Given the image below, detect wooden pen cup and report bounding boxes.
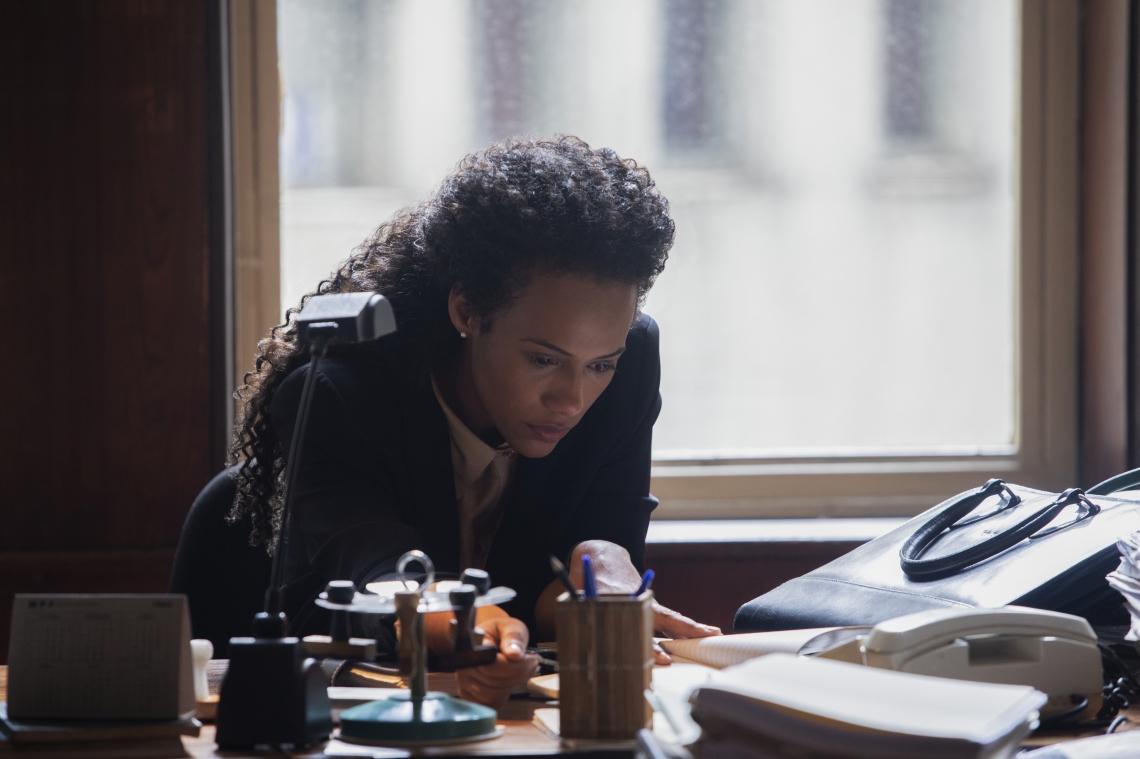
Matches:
[556,591,654,741]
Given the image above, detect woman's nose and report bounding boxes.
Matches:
[543,370,584,418]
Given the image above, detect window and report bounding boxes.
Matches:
[271,0,1079,519]
[662,0,727,156]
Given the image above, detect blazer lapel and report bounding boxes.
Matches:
[488,427,578,566]
[397,379,461,575]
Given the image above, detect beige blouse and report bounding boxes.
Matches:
[431,377,517,570]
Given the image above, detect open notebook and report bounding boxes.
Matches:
[659,627,868,669]
[691,654,1046,759]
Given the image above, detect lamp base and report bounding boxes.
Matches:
[215,636,332,749]
[338,692,498,745]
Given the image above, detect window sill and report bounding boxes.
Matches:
[647,455,1064,520]
[646,518,906,544]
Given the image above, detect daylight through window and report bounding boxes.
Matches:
[278,0,1017,461]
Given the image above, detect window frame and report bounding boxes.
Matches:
[230,0,283,393]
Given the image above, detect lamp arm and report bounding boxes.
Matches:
[263,324,337,628]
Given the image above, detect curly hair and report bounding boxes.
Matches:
[228,136,675,549]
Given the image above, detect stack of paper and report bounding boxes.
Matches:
[688,654,1046,759]
[1106,531,1140,640]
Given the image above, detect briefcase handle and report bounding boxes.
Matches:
[1088,467,1140,496]
[899,480,1100,581]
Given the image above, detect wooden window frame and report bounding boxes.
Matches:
[230,0,281,397]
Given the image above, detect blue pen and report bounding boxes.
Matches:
[631,569,654,597]
[582,554,598,599]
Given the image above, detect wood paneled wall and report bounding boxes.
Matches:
[646,541,860,634]
[0,1,223,663]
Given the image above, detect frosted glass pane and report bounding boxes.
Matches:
[278,0,1017,458]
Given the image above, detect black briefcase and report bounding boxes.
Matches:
[734,471,1140,633]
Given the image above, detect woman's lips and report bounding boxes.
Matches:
[527,423,571,444]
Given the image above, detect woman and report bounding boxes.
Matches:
[229,136,720,708]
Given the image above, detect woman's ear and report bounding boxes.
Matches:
[447,285,479,337]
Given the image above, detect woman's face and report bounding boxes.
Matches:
[450,272,639,458]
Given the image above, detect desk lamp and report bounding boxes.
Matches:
[216,292,397,750]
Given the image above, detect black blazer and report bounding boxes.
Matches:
[271,314,662,638]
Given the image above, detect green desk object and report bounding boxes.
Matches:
[337,551,500,746]
[339,692,497,743]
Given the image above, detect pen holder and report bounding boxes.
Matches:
[556,591,653,741]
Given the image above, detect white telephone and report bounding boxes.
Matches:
[817,606,1103,719]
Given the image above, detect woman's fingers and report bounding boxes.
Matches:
[479,615,530,658]
[653,601,722,640]
[493,621,529,661]
[459,661,534,692]
[456,654,537,709]
[454,616,538,709]
[651,603,719,666]
[465,654,538,687]
[456,673,503,709]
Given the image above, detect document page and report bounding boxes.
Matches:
[660,628,841,669]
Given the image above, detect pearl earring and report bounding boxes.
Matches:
[460,331,467,338]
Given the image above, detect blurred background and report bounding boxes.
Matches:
[276,0,1017,458]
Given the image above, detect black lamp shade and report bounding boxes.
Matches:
[296,292,396,344]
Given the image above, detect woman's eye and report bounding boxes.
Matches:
[590,363,617,375]
[532,356,558,368]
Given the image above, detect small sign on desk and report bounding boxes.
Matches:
[6,594,195,721]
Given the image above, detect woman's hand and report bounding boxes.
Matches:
[423,604,537,708]
[533,540,722,664]
[647,600,721,664]
[455,616,538,710]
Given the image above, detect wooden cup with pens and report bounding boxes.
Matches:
[551,555,655,741]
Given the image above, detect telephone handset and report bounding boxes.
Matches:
[817,606,1103,719]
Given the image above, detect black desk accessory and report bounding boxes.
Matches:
[430,583,498,672]
[431,568,497,671]
[460,567,491,595]
[215,292,396,750]
[302,580,379,659]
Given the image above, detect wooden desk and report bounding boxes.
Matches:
[3,665,1138,756]
[0,666,609,759]
[181,706,581,759]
